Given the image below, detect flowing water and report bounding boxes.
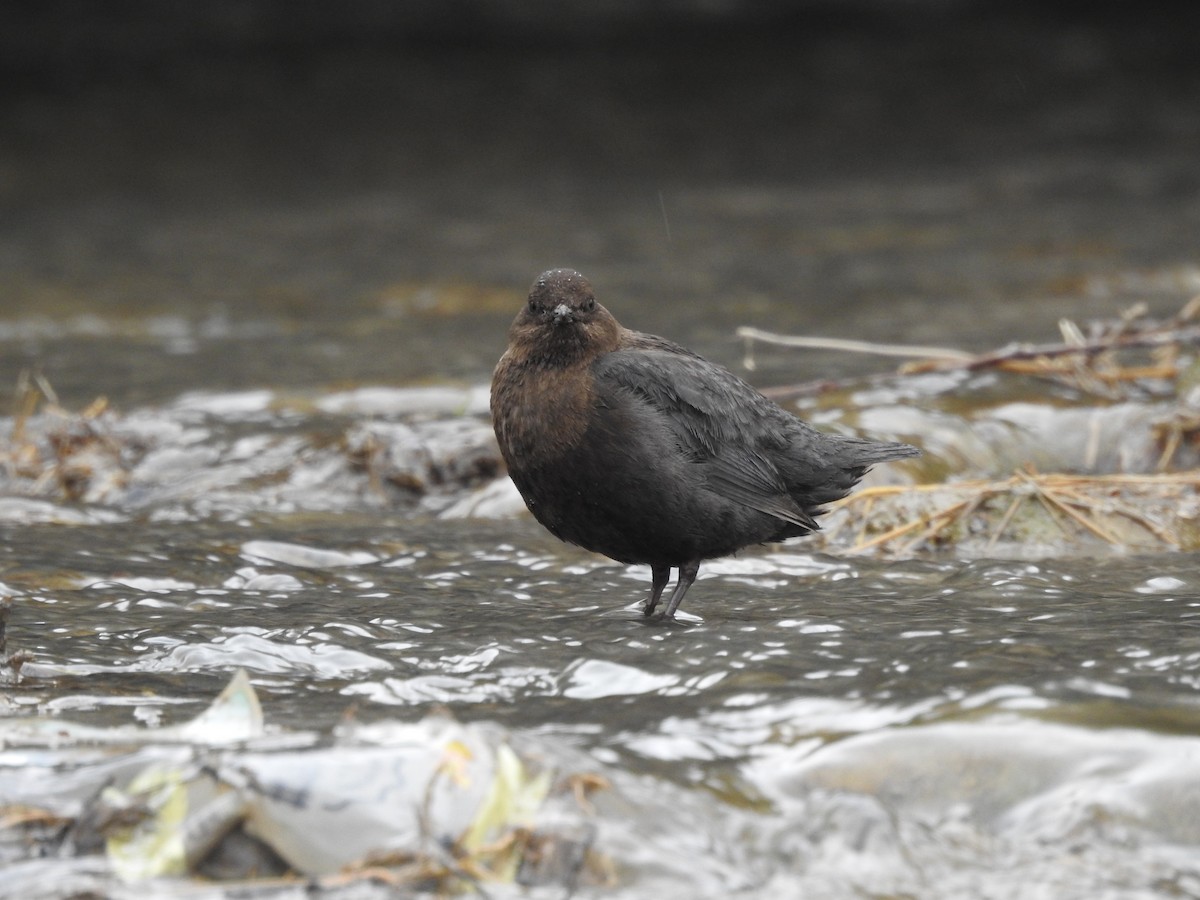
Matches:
[3,7,1200,898]
[5,508,1200,897]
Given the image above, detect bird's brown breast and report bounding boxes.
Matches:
[490,350,596,473]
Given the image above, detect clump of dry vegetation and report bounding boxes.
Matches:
[0,371,129,502]
[743,296,1200,555]
[825,468,1200,556]
[0,374,503,512]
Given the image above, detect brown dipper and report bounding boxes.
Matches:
[491,269,919,619]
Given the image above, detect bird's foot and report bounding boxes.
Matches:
[640,608,696,626]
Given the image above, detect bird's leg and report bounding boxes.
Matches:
[643,564,671,616]
[661,560,701,619]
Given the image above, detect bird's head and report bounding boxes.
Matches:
[508,269,622,363]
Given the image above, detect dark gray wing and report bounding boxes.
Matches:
[591,344,820,530]
[704,448,821,530]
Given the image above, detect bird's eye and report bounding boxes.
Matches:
[583,297,596,312]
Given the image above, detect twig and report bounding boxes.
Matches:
[1032,488,1073,540]
[847,513,928,553]
[746,300,1200,399]
[850,493,876,547]
[849,497,975,553]
[1052,484,1181,547]
[739,322,1200,373]
[1037,487,1123,544]
[985,492,1026,551]
[896,494,984,554]
[737,327,975,371]
[907,325,1200,374]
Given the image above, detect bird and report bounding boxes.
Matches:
[490,268,919,619]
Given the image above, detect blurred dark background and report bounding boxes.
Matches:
[1,1,1198,403]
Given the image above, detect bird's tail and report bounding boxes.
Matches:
[858,440,921,464]
[835,436,921,466]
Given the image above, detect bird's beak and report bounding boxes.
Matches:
[551,303,573,324]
